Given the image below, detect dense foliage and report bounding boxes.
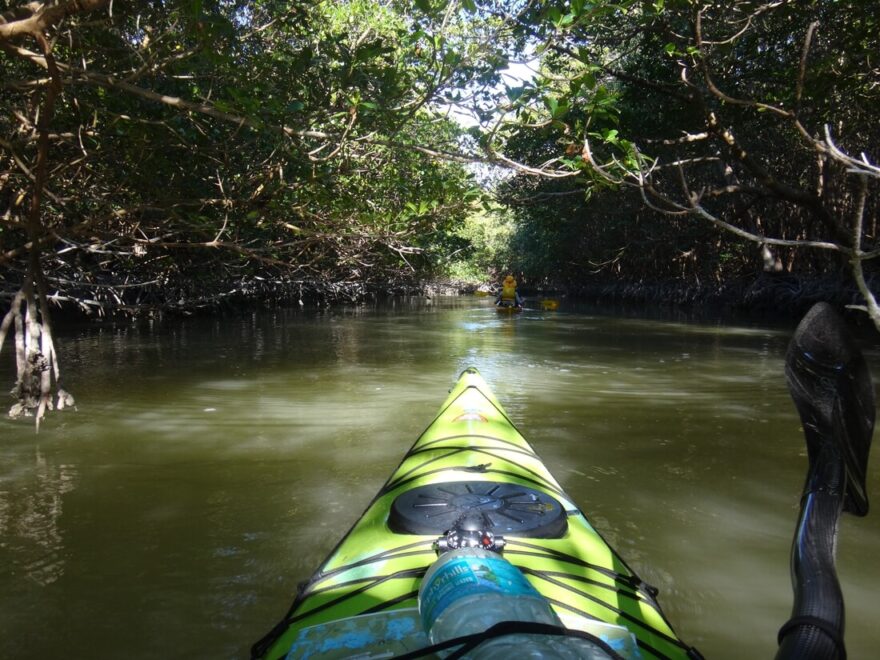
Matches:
[1,1,504,312]
[494,1,879,300]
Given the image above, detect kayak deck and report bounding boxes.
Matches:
[253,368,696,659]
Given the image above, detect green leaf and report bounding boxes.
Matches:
[582,71,597,90]
[552,102,569,120]
[505,86,524,102]
[443,50,462,67]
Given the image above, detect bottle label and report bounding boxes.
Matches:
[420,554,541,632]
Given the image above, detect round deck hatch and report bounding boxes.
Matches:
[388,481,567,537]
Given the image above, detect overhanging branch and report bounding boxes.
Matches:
[0,0,109,40]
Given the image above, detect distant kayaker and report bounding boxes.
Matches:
[495,274,523,308]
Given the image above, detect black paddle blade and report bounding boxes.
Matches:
[784,302,875,515]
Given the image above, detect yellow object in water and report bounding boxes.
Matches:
[541,299,560,311]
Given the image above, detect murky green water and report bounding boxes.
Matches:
[1,297,878,659]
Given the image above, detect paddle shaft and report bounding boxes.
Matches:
[777,460,846,658]
[777,302,874,660]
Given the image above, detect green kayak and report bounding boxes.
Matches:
[253,367,700,659]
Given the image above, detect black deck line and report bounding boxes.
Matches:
[379,465,567,501]
[286,567,428,627]
[526,569,683,646]
[302,551,434,598]
[546,596,680,660]
[411,433,538,454]
[519,566,643,602]
[360,590,419,614]
[303,540,434,586]
[382,446,557,493]
[504,540,636,584]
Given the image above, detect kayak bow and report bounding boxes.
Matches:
[253,368,698,659]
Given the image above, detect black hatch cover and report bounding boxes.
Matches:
[388,481,568,537]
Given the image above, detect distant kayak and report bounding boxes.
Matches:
[252,367,699,659]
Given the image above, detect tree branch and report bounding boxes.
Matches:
[0,0,109,40]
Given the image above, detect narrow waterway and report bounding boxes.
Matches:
[1,297,878,659]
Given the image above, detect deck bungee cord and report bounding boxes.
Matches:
[381,466,571,504]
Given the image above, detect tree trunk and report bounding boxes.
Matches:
[0,30,73,429]
[0,252,73,428]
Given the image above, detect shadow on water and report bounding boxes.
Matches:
[0,296,877,659]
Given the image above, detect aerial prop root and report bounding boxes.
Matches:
[0,265,75,428]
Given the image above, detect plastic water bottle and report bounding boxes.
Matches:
[418,547,627,659]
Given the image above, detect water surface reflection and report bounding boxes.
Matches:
[0,298,877,659]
